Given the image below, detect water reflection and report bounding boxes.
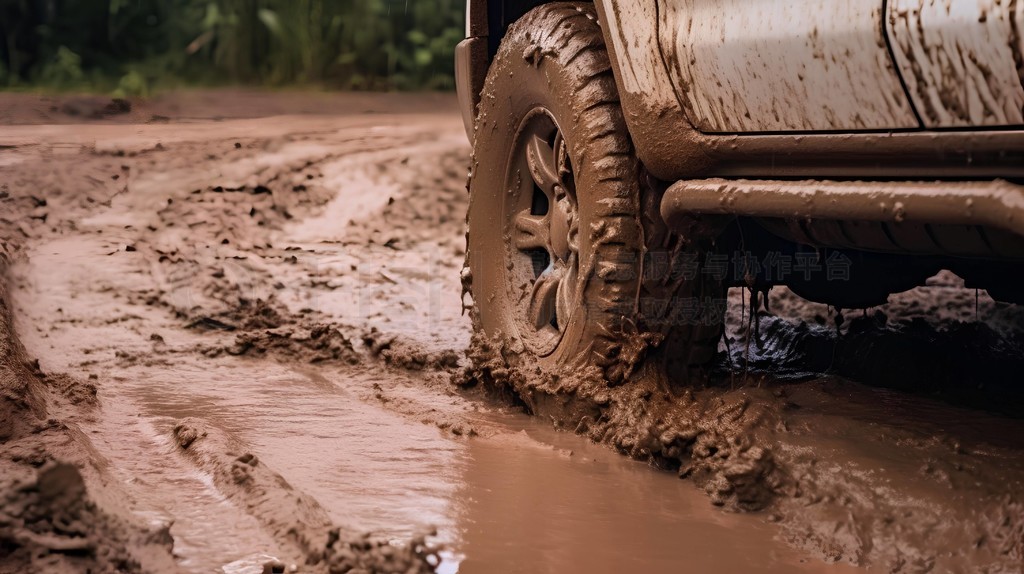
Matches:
[454,414,861,573]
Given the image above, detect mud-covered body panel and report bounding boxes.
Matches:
[887,0,1024,128]
[659,0,918,132]
[592,0,1024,179]
[598,0,1024,134]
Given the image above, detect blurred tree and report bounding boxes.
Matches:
[0,0,464,91]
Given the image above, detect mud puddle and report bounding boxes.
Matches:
[58,357,854,573]
[7,210,846,574]
[11,230,840,572]
[8,228,465,571]
[80,361,463,572]
[457,411,862,573]
[86,388,280,572]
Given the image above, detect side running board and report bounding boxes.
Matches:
[661,178,1024,239]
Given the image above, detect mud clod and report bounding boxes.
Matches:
[363,329,460,371]
[173,422,206,449]
[224,324,361,364]
[0,460,172,573]
[322,529,442,574]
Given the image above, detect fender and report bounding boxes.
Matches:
[456,0,548,139]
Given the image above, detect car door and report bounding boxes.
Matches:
[887,0,1024,128]
[657,0,920,133]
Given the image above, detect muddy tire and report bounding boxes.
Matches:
[465,2,723,386]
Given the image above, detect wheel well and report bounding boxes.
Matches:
[486,1,580,57]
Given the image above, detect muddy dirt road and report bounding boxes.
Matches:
[1,91,1023,573]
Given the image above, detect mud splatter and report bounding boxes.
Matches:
[460,331,783,511]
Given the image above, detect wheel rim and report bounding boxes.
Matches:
[504,109,581,356]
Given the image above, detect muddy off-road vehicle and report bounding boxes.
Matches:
[456,1,1024,384]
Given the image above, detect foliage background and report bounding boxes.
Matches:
[0,0,465,93]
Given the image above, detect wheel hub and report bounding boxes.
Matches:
[506,111,580,353]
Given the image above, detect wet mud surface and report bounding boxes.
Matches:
[1,91,1023,573]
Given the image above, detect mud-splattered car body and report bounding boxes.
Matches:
[457,0,1024,307]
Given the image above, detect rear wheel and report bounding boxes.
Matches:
[465,2,723,387]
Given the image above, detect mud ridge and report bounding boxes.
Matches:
[361,328,460,372]
[214,322,362,365]
[0,270,179,573]
[171,418,442,573]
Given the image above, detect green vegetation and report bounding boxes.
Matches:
[0,0,465,93]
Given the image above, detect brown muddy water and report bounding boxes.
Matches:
[1,92,1022,573]
[10,235,847,573]
[73,363,854,574]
